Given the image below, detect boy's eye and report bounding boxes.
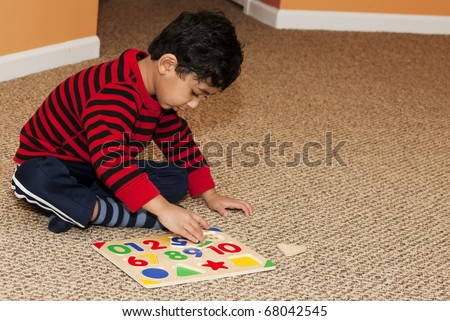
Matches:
[192,91,199,97]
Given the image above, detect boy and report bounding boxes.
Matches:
[11,10,254,243]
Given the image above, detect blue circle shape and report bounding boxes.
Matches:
[142,268,169,279]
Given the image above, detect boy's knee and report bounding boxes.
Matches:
[13,156,94,228]
[170,168,188,203]
[14,156,69,189]
[162,166,188,204]
[147,163,188,204]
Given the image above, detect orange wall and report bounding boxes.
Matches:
[0,0,99,56]
[259,0,450,16]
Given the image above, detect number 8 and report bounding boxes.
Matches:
[164,251,188,260]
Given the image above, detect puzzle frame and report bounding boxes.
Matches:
[92,228,276,288]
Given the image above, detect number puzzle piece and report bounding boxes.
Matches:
[92,230,276,288]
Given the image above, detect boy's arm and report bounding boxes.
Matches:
[82,85,161,212]
[153,109,215,197]
[202,188,255,217]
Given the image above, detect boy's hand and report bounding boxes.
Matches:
[143,195,208,243]
[202,188,255,217]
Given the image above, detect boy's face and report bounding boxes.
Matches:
[156,72,219,112]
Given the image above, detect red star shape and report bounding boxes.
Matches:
[201,260,228,271]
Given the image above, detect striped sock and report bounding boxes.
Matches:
[93,196,162,229]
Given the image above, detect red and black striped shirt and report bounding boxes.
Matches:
[14,49,215,211]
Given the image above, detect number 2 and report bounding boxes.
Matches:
[143,239,167,250]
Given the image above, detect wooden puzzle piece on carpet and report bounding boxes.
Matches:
[92,228,276,288]
[277,243,307,256]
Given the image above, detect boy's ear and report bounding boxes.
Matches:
[157,53,178,75]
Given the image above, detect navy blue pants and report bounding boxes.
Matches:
[12,156,188,229]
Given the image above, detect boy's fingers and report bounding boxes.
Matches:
[245,203,255,216]
[189,213,208,243]
[242,201,255,216]
[188,224,205,243]
[218,206,229,217]
[182,229,201,243]
[192,212,209,229]
[232,200,252,216]
[234,201,249,215]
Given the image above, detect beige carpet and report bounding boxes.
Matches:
[0,0,449,300]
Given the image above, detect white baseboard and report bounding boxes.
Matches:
[229,0,251,14]
[0,36,100,82]
[246,0,450,35]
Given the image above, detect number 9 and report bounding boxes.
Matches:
[183,248,203,258]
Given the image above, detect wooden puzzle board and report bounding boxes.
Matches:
[92,228,276,288]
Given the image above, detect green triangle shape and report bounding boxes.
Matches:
[264,260,276,268]
[177,266,202,277]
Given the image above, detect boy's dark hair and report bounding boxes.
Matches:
[148,10,243,90]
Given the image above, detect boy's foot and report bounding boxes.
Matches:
[48,214,73,233]
[13,180,74,233]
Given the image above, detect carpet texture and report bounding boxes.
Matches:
[0,0,448,300]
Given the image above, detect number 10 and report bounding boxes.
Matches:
[207,243,241,255]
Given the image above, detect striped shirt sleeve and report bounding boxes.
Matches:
[153,109,215,196]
